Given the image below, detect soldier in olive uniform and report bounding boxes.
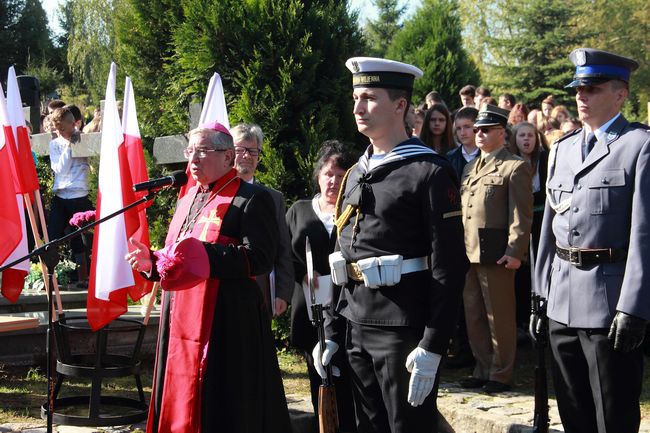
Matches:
[459,105,533,393]
[533,48,650,433]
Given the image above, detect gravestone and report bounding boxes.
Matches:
[152,102,201,164]
[30,102,201,163]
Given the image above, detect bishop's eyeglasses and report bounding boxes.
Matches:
[183,147,227,160]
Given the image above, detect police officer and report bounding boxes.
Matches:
[534,48,650,433]
[313,57,469,433]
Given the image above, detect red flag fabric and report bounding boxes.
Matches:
[6,67,39,193]
[0,85,22,269]
[86,66,153,331]
[121,77,153,301]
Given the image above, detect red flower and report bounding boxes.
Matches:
[69,210,97,228]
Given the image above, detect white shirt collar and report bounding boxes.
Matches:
[461,146,479,161]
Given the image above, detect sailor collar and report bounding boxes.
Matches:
[357,137,436,174]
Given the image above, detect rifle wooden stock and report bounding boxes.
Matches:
[318,384,339,433]
[306,238,340,433]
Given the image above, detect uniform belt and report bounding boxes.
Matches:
[556,245,627,266]
[346,256,429,282]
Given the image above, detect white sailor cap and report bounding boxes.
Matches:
[346,57,423,91]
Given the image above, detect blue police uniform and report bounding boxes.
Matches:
[535,48,650,433]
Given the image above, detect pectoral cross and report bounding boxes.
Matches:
[197,209,221,241]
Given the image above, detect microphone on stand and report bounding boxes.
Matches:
[133,170,188,192]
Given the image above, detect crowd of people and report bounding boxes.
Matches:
[34,46,648,433]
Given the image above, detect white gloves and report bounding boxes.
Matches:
[405,347,441,407]
[312,340,341,379]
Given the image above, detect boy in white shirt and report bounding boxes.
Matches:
[48,107,94,287]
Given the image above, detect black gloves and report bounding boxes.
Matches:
[529,296,548,344]
[608,311,647,352]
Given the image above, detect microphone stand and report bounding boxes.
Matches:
[0,188,161,433]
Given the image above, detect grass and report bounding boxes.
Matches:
[0,351,311,425]
[277,350,311,396]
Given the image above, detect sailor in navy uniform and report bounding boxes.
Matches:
[312,57,469,433]
[533,48,650,433]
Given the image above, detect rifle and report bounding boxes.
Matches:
[306,237,339,433]
[530,235,549,433]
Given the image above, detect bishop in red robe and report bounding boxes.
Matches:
[127,123,292,433]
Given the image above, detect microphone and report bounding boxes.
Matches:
[133,170,188,192]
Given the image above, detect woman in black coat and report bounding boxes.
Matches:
[286,141,356,432]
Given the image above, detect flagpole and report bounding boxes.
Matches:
[33,191,64,314]
[23,193,63,317]
[142,282,159,326]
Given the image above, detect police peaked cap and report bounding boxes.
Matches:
[566,48,639,88]
[346,57,423,92]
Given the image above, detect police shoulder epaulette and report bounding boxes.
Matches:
[629,122,650,131]
[553,127,582,146]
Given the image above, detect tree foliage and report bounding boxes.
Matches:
[457,0,585,108]
[386,0,479,108]
[67,0,118,103]
[114,0,365,201]
[485,0,585,107]
[0,0,52,76]
[576,0,649,121]
[364,0,406,57]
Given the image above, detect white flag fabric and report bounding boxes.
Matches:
[92,63,134,301]
[87,69,153,331]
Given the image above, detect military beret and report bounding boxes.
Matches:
[566,48,639,88]
[346,57,423,91]
[474,104,509,128]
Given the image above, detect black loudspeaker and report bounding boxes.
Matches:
[16,75,40,108]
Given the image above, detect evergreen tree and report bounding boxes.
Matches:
[115,0,365,200]
[0,0,53,75]
[364,0,406,57]
[486,0,586,107]
[577,0,649,121]
[113,0,184,138]
[386,0,479,108]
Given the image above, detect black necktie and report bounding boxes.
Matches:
[583,133,597,160]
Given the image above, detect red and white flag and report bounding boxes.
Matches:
[121,76,153,300]
[87,64,152,331]
[178,72,230,198]
[6,67,39,194]
[0,82,29,303]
